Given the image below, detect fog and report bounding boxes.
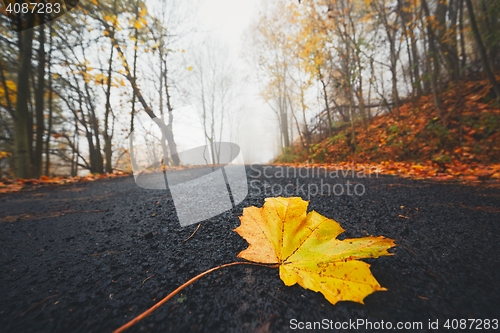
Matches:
[180,0,280,164]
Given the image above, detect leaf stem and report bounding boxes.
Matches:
[182,223,201,243]
[113,261,279,333]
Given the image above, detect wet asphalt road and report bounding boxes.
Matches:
[0,165,499,332]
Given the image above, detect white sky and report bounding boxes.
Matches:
[178,0,279,164]
[197,0,257,48]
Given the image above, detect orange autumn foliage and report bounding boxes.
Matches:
[277,76,500,182]
[0,171,130,194]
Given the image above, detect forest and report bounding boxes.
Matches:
[1,1,500,332]
[0,0,499,180]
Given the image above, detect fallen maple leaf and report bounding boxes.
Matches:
[114,197,396,333]
[235,197,395,304]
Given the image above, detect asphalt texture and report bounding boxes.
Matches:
[1,165,499,333]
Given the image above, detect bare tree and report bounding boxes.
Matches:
[186,39,234,164]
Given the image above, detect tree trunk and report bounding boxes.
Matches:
[480,0,499,70]
[104,36,114,173]
[464,0,500,101]
[280,92,290,148]
[400,0,420,99]
[45,21,53,176]
[319,74,332,135]
[163,58,180,166]
[84,81,104,173]
[422,0,443,116]
[129,3,139,172]
[34,19,45,177]
[157,49,170,166]
[103,0,117,173]
[71,119,78,177]
[130,0,139,136]
[13,15,35,178]
[410,28,423,97]
[421,31,431,94]
[387,23,400,117]
[459,0,467,74]
[447,0,460,80]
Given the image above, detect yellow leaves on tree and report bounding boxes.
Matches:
[93,73,126,87]
[293,3,330,77]
[0,80,17,106]
[94,73,106,85]
[104,15,118,26]
[0,151,12,159]
[133,20,142,30]
[132,18,148,30]
[235,197,395,304]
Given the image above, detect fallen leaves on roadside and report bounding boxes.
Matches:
[235,197,395,304]
[276,161,500,183]
[277,76,500,179]
[0,171,130,194]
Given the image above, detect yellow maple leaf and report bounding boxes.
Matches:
[235,197,395,304]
